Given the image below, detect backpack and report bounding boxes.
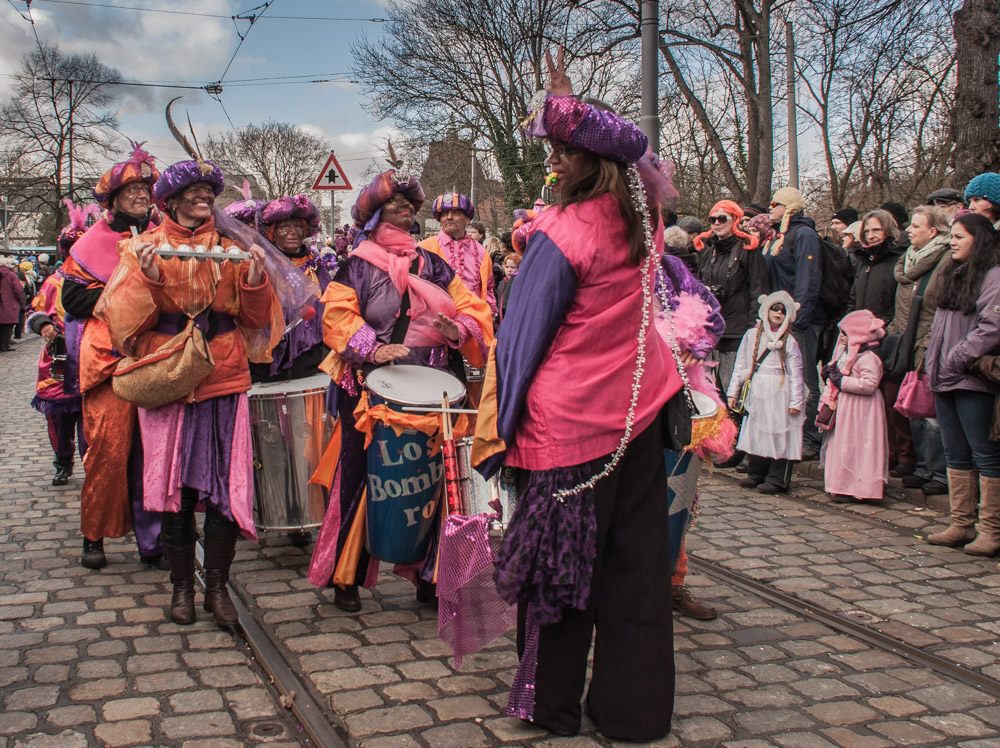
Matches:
[784,224,853,321]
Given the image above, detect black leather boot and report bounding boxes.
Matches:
[81,538,106,569]
[202,516,239,627]
[52,457,73,486]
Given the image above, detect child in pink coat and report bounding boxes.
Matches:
[818,309,889,502]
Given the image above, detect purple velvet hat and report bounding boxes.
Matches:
[525,93,648,163]
[259,194,322,237]
[153,159,225,209]
[92,141,160,210]
[351,169,424,242]
[431,193,475,220]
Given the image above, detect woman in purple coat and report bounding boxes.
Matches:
[0,257,25,352]
[925,214,1000,554]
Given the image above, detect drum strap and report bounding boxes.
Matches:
[390,257,421,345]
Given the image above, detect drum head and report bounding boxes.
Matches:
[691,390,719,420]
[365,364,466,407]
[248,373,332,398]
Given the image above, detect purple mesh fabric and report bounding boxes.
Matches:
[438,513,517,668]
[153,159,225,207]
[494,464,597,626]
[505,604,540,720]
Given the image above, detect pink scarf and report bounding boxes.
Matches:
[352,223,420,295]
[352,222,457,348]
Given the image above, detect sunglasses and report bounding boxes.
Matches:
[708,215,731,224]
[770,202,784,209]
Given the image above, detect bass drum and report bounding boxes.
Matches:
[363,365,465,564]
[248,373,334,532]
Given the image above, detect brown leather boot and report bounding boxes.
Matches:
[928,469,978,547]
[202,520,239,627]
[965,475,1000,556]
[672,584,718,620]
[164,544,196,625]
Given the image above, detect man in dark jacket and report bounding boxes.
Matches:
[765,187,824,458]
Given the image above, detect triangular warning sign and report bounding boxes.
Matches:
[313,153,352,190]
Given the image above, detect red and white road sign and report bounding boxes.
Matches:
[312,153,352,190]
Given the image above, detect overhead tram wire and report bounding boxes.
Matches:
[25,0,387,22]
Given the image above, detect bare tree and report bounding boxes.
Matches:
[0,42,121,241]
[797,0,956,211]
[349,0,636,213]
[951,0,1000,185]
[203,121,333,201]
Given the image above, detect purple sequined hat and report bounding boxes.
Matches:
[431,193,474,220]
[92,141,160,210]
[153,159,225,209]
[224,179,263,223]
[259,194,322,237]
[525,93,648,163]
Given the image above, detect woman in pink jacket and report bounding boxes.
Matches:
[473,51,682,742]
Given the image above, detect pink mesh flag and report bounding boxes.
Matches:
[437,512,516,667]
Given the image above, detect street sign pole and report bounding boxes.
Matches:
[1,196,8,253]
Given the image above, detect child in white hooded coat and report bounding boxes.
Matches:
[727,291,806,493]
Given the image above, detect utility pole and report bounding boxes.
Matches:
[639,0,660,153]
[1,196,9,252]
[68,79,74,203]
[470,146,477,208]
[785,15,799,189]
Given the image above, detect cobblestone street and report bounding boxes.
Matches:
[4,336,1000,748]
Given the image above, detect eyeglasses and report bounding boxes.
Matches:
[119,184,151,198]
[929,199,959,207]
[275,223,307,235]
[545,143,582,159]
[708,215,731,225]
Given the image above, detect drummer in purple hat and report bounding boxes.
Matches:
[251,193,335,383]
[419,192,497,316]
[306,148,495,612]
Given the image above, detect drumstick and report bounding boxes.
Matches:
[441,393,452,441]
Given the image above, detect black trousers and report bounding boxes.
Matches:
[746,455,793,490]
[0,323,13,351]
[519,414,675,742]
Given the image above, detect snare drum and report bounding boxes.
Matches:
[453,436,516,533]
[363,365,465,564]
[248,374,333,532]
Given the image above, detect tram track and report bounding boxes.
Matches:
[193,543,347,748]
[689,553,1000,701]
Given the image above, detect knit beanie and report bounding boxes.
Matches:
[964,173,1000,208]
[880,201,908,229]
[832,207,859,225]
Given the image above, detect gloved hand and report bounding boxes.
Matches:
[826,366,844,389]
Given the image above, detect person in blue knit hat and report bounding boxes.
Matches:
[964,173,1000,228]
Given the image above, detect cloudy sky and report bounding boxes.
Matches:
[1,0,398,210]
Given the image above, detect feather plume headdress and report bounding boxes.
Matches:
[153,97,225,208]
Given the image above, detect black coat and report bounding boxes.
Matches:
[849,239,903,325]
[696,234,769,342]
